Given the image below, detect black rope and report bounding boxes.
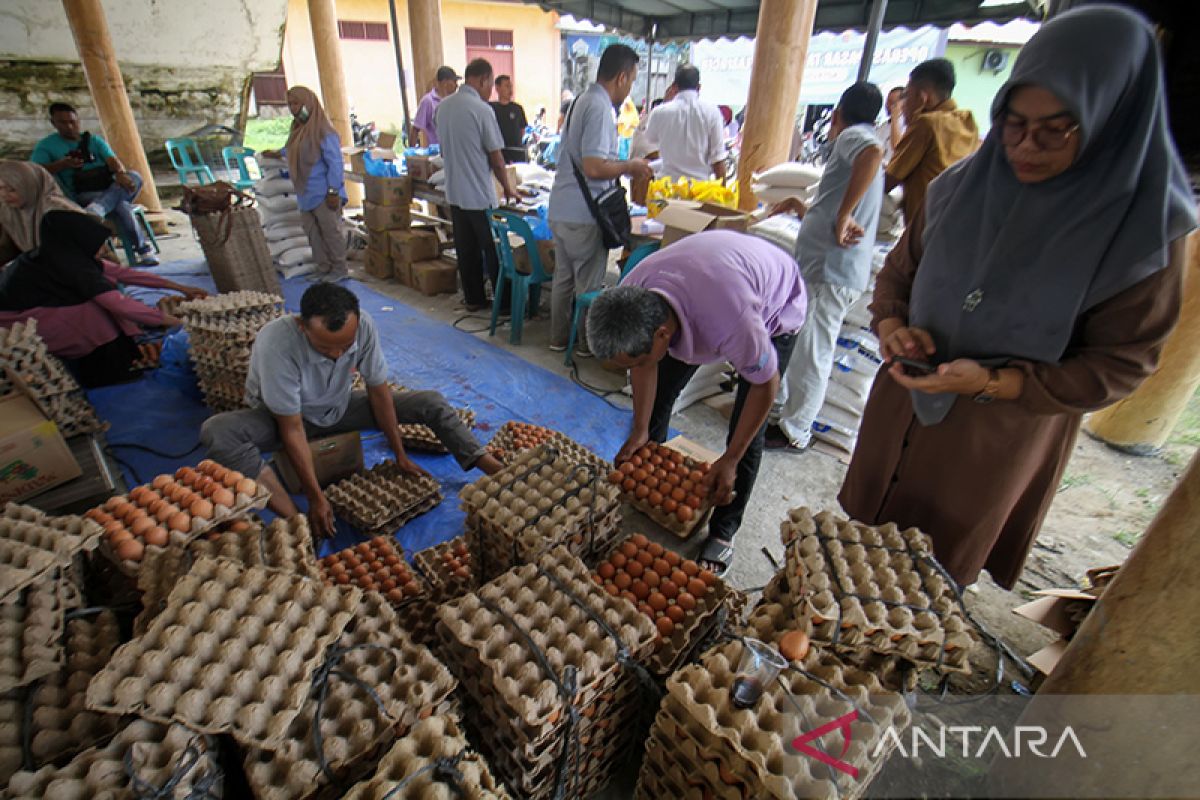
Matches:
[452,313,493,334]
[380,750,468,799]
[308,642,399,786]
[567,360,629,411]
[123,739,222,800]
[476,593,580,800]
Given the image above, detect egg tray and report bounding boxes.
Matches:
[636,717,756,800]
[436,547,656,741]
[655,637,911,800]
[326,461,443,535]
[459,445,623,582]
[188,343,255,370]
[0,504,100,605]
[342,713,511,800]
[86,557,361,751]
[485,422,610,471]
[412,536,474,602]
[779,507,973,673]
[0,575,80,694]
[0,347,76,399]
[23,609,124,768]
[242,592,458,800]
[3,719,222,800]
[318,537,423,603]
[612,441,714,540]
[0,322,106,435]
[396,407,477,454]
[177,289,285,320]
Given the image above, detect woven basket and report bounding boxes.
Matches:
[191,205,281,294]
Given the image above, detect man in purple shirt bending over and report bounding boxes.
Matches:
[588,230,807,576]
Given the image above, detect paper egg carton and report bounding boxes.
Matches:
[243,591,458,800]
[177,289,284,320]
[4,719,222,800]
[0,506,99,604]
[779,507,973,673]
[396,407,477,454]
[319,537,422,601]
[0,322,106,435]
[0,575,79,694]
[612,440,714,539]
[87,557,360,751]
[460,444,622,582]
[0,346,76,399]
[640,635,910,800]
[25,609,123,767]
[32,391,107,436]
[485,421,610,471]
[326,461,442,535]
[636,715,757,800]
[343,713,511,800]
[413,535,473,602]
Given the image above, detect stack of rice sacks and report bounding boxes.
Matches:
[256,156,317,280]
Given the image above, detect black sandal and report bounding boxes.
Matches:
[699,536,735,577]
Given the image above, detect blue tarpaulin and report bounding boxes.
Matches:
[90,266,631,559]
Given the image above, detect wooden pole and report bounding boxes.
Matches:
[307,0,363,206]
[736,0,819,211]
[408,0,446,106]
[1085,231,1200,453]
[61,0,163,217]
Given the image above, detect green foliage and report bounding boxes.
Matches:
[244,116,293,152]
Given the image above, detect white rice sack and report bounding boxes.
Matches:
[811,422,856,454]
[265,224,306,243]
[259,193,300,215]
[255,176,295,197]
[261,208,304,229]
[429,169,445,186]
[748,214,801,254]
[815,402,861,436]
[269,235,310,258]
[258,155,287,169]
[280,261,317,280]
[822,378,870,416]
[515,163,554,184]
[278,246,313,268]
[754,162,823,189]
[751,184,809,205]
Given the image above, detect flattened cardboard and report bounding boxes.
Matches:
[1027,639,1068,676]
[1012,596,1078,639]
[0,386,81,505]
[274,432,364,494]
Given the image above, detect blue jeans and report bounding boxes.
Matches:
[77,170,147,251]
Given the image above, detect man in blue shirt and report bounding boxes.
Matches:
[30,102,156,266]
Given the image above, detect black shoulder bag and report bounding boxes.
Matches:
[563,99,631,250]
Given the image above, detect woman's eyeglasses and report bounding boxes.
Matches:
[1000,113,1079,151]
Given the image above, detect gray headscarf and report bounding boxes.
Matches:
[907,4,1197,426]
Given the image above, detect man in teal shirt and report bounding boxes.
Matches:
[31,102,157,266]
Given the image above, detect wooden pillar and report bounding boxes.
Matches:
[736,0,819,211]
[1086,232,1200,453]
[408,0,445,104]
[307,0,363,206]
[61,0,162,216]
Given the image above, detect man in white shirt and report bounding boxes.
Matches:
[644,65,727,181]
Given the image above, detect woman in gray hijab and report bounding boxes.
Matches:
[839,4,1197,590]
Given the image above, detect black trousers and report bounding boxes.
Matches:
[449,205,499,307]
[647,333,797,543]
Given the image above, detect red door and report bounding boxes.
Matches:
[466,47,514,101]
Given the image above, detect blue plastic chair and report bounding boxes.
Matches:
[565,241,659,365]
[111,205,159,266]
[165,138,216,185]
[488,210,554,345]
[221,145,258,191]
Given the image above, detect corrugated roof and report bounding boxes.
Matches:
[526,0,1036,40]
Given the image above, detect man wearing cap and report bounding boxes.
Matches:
[413,66,459,147]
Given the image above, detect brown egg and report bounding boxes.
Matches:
[647,490,664,506]
[168,484,190,504]
[597,562,615,580]
[384,554,401,567]
[128,486,148,503]
[352,564,369,578]
[167,511,192,533]
[175,466,197,483]
[631,533,649,548]
[111,501,133,521]
[666,605,685,624]
[154,504,178,523]
[642,569,660,589]
[699,570,718,587]
[647,542,665,558]
[687,578,708,599]
[103,519,125,536]
[222,470,245,489]
[647,592,667,612]
[670,569,689,588]
[196,459,216,472]
[676,591,697,612]
[210,466,228,484]
[660,580,679,600]
[662,498,678,514]
[656,616,674,638]
[604,583,620,597]
[122,506,147,526]
[116,538,144,562]
[613,572,632,591]
[192,475,213,493]
[779,630,811,662]
[626,560,644,579]
[609,552,627,570]
[210,487,235,508]
[631,580,650,601]
[335,573,351,585]
[143,526,169,547]
[675,505,694,524]
[402,581,420,597]
[86,508,112,524]
[109,528,132,545]
[622,478,636,492]
[137,490,160,509]
[190,498,214,520]
[151,475,173,491]
[380,578,397,592]
[129,516,155,536]
[652,558,671,577]
[228,520,251,533]
[356,543,372,555]
[608,470,623,485]
[387,588,404,603]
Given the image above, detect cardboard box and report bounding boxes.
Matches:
[364,246,393,279]
[511,237,556,275]
[393,260,414,287]
[406,155,436,182]
[0,389,82,505]
[411,260,459,296]
[363,173,413,207]
[388,228,440,267]
[663,435,722,465]
[1013,587,1101,675]
[656,200,752,247]
[491,164,520,200]
[362,201,411,232]
[273,432,363,495]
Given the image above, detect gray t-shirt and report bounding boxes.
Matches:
[245,312,387,428]
[547,83,619,225]
[435,85,505,210]
[794,123,884,291]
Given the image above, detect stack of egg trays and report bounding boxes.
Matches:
[436,546,657,800]
[459,444,622,584]
[242,591,459,800]
[780,507,974,673]
[0,503,102,603]
[413,535,473,603]
[86,557,361,752]
[177,290,284,412]
[397,407,477,454]
[343,713,511,799]
[4,719,222,799]
[0,320,106,436]
[134,515,320,634]
[616,442,714,539]
[326,461,443,536]
[634,600,912,800]
[486,422,610,470]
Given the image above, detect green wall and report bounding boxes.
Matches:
[943,42,1022,134]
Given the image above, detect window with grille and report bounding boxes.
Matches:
[465,29,513,50]
[338,20,389,41]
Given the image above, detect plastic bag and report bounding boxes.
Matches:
[363,151,401,177]
[523,206,553,241]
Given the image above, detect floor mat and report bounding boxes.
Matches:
[89,268,630,559]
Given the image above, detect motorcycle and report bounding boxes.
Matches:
[523,107,551,164]
[350,111,379,148]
